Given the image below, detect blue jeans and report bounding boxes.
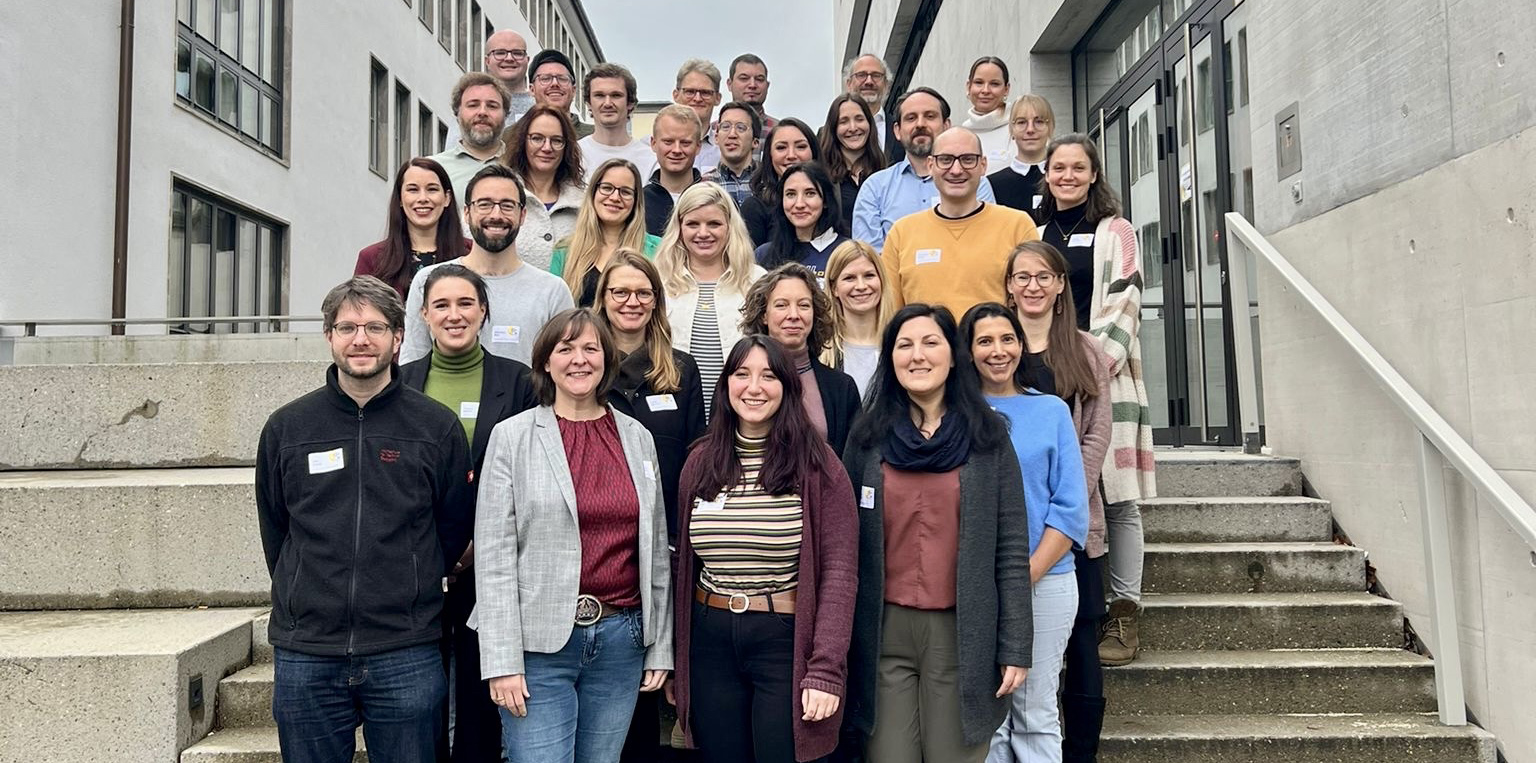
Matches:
[987,572,1080,763]
[500,608,647,763]
[273,642,446,763]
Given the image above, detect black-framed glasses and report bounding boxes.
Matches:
[932,153,983,170]
[470,199,523,214]
[677,87,717,101]
[527,134,566,150]
[488,48,528,60]
[850,71,886,82]
[606,287,656,305]
[595,182,635,200]
[330,321,391,338]
[1010,272,1059,287]
[533,73,573,86]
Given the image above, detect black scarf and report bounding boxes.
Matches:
[882,410,971,472]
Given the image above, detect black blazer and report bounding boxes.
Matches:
[811,358,861,457]
[607,348,707,539]
[398,350,538,477]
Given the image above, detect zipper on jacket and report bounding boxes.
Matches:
[347,408,364,655]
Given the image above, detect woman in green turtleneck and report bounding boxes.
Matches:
[399,262,537,762]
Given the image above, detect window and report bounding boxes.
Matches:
[470,2,483,71]
[438,119,449,152]
[175,0,284,155]
[484,16,494,60]
[395,80,412,171]
[370,58,389,177]
[1238,28,1250,107]
[419,0,432,30]
[1195,57,1215,133]
[419,104,435,159]
[169,182,286,333]
[455,0,468,68]
[438,0,451,51]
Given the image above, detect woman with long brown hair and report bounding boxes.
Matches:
[501,104,586,271]
[818,94,887,235]
[354,158,468,299]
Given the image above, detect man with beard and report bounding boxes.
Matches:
[701,101,761,206]
[431,73,512,202]
[443,30,536,146]
[401,165,574,365]
[257,275,475,763]
[844,53,893,156]
[851,87,997,250]
[879,127,1036,317]
[577,62,656,183]
[527,49,593,139]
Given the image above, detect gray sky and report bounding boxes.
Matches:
[581,0,840,126]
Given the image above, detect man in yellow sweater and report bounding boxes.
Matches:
[881,127,1039,317]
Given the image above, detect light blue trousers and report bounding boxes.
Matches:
[986,571,1079,763]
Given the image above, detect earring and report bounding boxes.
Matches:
[1054,298,1063,315]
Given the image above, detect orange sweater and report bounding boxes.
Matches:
[880,203,1040,318]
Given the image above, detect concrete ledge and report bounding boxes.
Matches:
[0,361,328,470]
[0,608,262,763]
[0,469,267,609]
[1155,451,1304,497]
[5,333,327,366]
[182,726,368,763]
[1141,497,1334,543]
[1100,713,1497,763]
[1140,592,1402,650]
[1142,542,1367,594]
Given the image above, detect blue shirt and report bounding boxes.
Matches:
[987,392,1089,576]
[852,158,997,250]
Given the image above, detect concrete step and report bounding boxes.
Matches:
[1099,713,1497,763]
[0,468,266,609]
[1154,451,1303,497]
[181,726,368,763]
[1140,592,1402,650]
[1141,496,1333,543]
[1103,649,1436,716]
[1143,542,1366,594]
[216,663,275,730]
[252,613,272,664]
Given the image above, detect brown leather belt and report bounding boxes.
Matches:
[575,594,629,626]
[695,585,797,615]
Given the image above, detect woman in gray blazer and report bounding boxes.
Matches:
[474,308,673,762]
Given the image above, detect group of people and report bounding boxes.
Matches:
[267,34,1156,763]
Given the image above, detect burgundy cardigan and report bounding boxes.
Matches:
[353,238,473,300]
[672,439,859,762]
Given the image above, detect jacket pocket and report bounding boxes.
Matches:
[283,548,304,631]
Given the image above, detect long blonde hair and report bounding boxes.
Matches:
[820,239,895,367]
[654,182,758,298]
[592,250,682,393]
[558,158,650,297]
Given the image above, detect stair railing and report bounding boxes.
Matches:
[1224,211,1536,727]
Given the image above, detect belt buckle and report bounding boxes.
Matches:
[727,593,751,614]
[575,594,602,626]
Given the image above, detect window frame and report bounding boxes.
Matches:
[369,58,390,178]
[395,79,413,172]
[168,180,287,334]
[175,0,285,156]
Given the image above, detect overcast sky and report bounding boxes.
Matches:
[581,0,841,125]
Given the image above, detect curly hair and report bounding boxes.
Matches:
[737,262,836,353]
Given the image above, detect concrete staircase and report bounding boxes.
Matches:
[1101,452,1497,762]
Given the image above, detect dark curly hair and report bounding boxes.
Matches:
[737,262,836,353]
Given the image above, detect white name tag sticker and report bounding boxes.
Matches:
[642,460,658,480]
[459,401,480,419]
[696,492,727,512]
[308,448,345,474]
[915,249,942,265]
[1069,233,1096,248]
[646,394,678,412]
[860,485,876,509]
[490,325,521,343]
[1032,194,1043,209]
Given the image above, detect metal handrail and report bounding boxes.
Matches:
[1225,211,1536,727]
[0,315,323,337]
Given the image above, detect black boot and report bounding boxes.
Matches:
[1061,693,1107,763]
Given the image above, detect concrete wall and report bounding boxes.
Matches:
[4,333,327,365]
[1247,0,1536,758]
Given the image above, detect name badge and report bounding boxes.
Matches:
[308,448,345,474]
[642,460,658,480]
[459,401,479,419]
[915,249,942,265]
[1069,233,1096,248]
[1032,194,1043,210]
[860,485,876,509]
[646,394,678,412]
[490,325,521,343]
[696,492,728,512]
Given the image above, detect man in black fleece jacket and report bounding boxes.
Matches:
[256,276,475,763]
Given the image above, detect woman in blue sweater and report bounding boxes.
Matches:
[960,302,1088,763]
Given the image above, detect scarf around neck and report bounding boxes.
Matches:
[882,408,971,472]
[962,108,1009,133]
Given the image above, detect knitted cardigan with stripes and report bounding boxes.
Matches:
[1087,216,1158,504]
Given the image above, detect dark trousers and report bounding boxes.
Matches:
[273,642,445,763]
[1061,549,1106,762]
[689,600,798,763]
[442,570,502,763]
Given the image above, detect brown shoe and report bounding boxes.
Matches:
[1099,598,1141,666]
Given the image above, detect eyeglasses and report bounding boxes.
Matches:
[470,199,524,214]
[606,287,656,305]
[1013,117,1051,129]
[1010,272,1059,287]
[488,48,528,61]
[330,321,391,338]
[715,121,753,135]
[527,134,566,150]
[931,153,984,170]
[850,71,886,82]
[533,73,573,86]
[595,182,635,200]
[677,87,717,102]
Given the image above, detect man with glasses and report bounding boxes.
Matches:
[644,105,704,235]
[401,165,573,365]
[701,101,761,206]
[669,58,723,172]
[528,49,593,139]
[880,127,1037,317]
[577,63,657,183]
[852,87,998,250]
[430,72,512,203]
[258,275,475,763]
[844,53,893,155]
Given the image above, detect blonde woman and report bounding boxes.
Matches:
[654,182,767,414]
[821,240,895,397]
[548,158,661,307]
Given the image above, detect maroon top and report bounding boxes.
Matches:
[880,465,962,610]
[354,238,473,299]
[559,413,642,608]
[673,440,860,762]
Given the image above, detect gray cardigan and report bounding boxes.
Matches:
[842,437,1034,745]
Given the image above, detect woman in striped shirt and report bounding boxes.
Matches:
[670,335,859,763]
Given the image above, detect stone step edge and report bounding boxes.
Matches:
[1101,712,1495,741]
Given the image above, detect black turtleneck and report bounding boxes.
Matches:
[1040,202,1096,331]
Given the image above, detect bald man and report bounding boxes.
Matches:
[879,127,1038,317]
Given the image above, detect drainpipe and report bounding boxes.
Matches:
[111,0,136,336]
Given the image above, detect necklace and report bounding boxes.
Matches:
[1052,214,1087,242]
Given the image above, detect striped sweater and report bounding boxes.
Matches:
[689,434,803,594]
[1087,216,1157,504]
